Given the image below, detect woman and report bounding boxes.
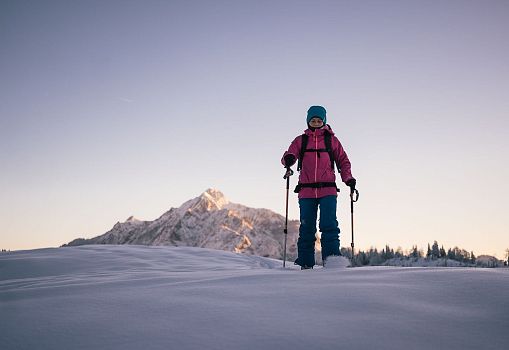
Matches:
[281,105,356,269]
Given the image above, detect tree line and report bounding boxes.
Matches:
[339,241,507,267]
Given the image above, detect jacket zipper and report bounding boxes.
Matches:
[314,133,318,198]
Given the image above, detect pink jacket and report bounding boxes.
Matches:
[281,125,354,199]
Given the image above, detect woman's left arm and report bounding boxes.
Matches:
[333,136,354,183]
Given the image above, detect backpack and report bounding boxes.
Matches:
[297,130,340,173]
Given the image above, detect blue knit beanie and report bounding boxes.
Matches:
[307,105,327,125]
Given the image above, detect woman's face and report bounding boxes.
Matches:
[309,117,324,128]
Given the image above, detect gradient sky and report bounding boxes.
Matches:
[1,0,508,258]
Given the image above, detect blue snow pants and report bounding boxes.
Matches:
[295,195,340,267]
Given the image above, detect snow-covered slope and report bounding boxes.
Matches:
[64,189,300,259]
[1,245,508,350]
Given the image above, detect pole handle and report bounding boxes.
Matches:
[283,167,294,180]
[350,188,359,202]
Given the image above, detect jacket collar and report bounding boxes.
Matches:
[304,124,335,136]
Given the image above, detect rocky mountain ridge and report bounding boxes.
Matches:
[64,189,300,259]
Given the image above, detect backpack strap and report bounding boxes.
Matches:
[298,130,340,173]
[324,131,337,172]
[297,134,308,172]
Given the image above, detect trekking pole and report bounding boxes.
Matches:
[283,167,294,268]
[350,187,359,261]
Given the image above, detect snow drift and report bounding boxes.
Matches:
[1,245,508,350]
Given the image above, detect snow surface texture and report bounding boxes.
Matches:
[1,245,508,350]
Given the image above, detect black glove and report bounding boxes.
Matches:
[346,178,356,191]
[284,154,296,167]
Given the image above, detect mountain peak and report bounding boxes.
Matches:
[203,188,227,200]
[125,216,140,223]
[64,189,300,259]
[199,188,229,210]
[177,188,230,213]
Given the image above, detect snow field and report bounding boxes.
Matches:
[1,245,508,350]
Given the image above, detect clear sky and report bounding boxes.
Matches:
[1,0,508,258]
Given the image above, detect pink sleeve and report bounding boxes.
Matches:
[333,136,354,183]
[281,135,302,167]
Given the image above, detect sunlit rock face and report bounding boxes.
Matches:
[64,188,299,259]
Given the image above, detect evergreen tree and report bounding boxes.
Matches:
[368,248,383,265]
[340,247,351,259]
[410,245,420,259]
[431,241,440,260]
[461,249,470,263]
[453,247,463,262]
[440,246,446,258]
[382,245,394,260]
[427,243,432,259]
[357,251,369,266]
